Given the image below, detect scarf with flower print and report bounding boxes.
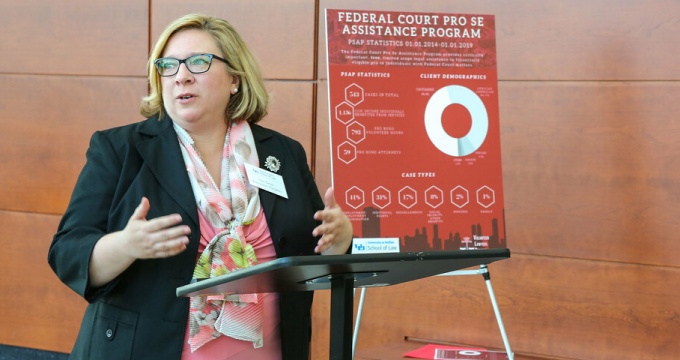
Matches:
[174,120,264,352]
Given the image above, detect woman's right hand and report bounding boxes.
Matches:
[88,197,191,287]
[122,197,191,259]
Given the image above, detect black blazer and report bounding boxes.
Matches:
[48,115,324,359]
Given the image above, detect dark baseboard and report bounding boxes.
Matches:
[0,344,68,360]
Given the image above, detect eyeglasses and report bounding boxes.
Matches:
[154,53,230,77]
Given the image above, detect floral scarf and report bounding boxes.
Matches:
[174,120,264,352]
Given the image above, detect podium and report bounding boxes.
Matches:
[177,249,510,360]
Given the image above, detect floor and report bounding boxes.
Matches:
[0,345,68,360]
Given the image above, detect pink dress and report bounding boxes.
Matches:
[181,208,282,360]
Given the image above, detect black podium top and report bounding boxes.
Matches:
[177,249,510,297]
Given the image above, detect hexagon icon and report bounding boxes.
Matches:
[425,186,444,208]
[344,83,364,106]
[346,121,366,144]
[371,186,391,209]
[345,186,365,209]
[398,186,417,209]
[450,186,470,208]
[335,101,354,124]
[337,141,357,164]
[476,185,495,208]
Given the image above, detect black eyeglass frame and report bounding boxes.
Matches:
[153,53,230,77]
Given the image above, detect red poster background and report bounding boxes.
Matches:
[325,9,505,252]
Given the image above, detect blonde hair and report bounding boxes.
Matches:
[140,13,269,123]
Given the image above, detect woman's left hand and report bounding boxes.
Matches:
[313,187,353,254]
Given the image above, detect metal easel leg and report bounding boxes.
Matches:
[352,287,367,359]
[479,265,514,360]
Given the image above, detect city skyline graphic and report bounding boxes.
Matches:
[360,206,506,252]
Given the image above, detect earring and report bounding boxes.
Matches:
[232,88,239,94]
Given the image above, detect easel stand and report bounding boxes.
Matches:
[176,249,510,360]
[352,264,514,360]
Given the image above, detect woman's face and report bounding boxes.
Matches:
[160,29,238,131]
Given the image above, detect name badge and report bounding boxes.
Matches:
[244,163,288,198]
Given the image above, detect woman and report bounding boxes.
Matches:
[48,13,352,360]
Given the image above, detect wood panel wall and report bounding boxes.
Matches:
[1,1,678,359]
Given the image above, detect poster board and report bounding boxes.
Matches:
[325,9,506,253]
